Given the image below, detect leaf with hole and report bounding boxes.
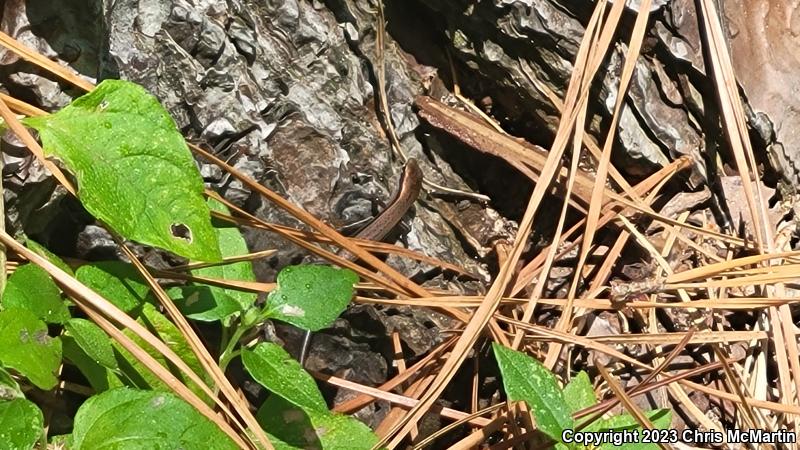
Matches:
[68,388,237,449]
[257,395,378,450]
[23,79,220,262]
[3,264,70,324]
[75,261,149,314]
[0,398,44,450]
[264,265,358,332]
[242,342,327,414]
[492,343,573,442]
[0,309,61,390]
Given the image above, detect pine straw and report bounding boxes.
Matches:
[0,0,798,447]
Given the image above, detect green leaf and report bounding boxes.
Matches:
[257,395,378,450]
[191,199,257,311]
[598,409,672,450]
[492,343,572,442]
[117,303,208,399]
[0,367,23,401]
[23,79,220,262]
[3,264,71,324]
[242,342,327,414]
[563,371,596,413]
[0,309,61,389]
[650,409,673,428]
[264,265,358,332]
[69,388,237,449]
[64,318,118,369]
[62,336,123,392]
[75,261,149,314]
[25,239,73,276]
[167,286,243,322]
[0,398,44,450]
[598,409,672,430]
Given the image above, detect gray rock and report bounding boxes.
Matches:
[414,0,708,182]
[75,224,118,260]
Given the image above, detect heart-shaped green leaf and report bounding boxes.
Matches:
[23,79,220,261]
[264,265,358,332]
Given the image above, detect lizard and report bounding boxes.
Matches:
[299,158,424,365]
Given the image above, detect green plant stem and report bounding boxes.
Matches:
[218,325,247,372]
[219,325,230,360]
[218,306,267,372]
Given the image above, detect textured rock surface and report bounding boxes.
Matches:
[720,0,800,187]
[96,0,498,282]
[0,0,506,275]
[413,0,713,185]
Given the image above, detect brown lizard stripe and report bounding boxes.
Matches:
[349,158,423,245]
[300,159,423,364]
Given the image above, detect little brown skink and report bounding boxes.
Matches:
[300,159,424,364]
